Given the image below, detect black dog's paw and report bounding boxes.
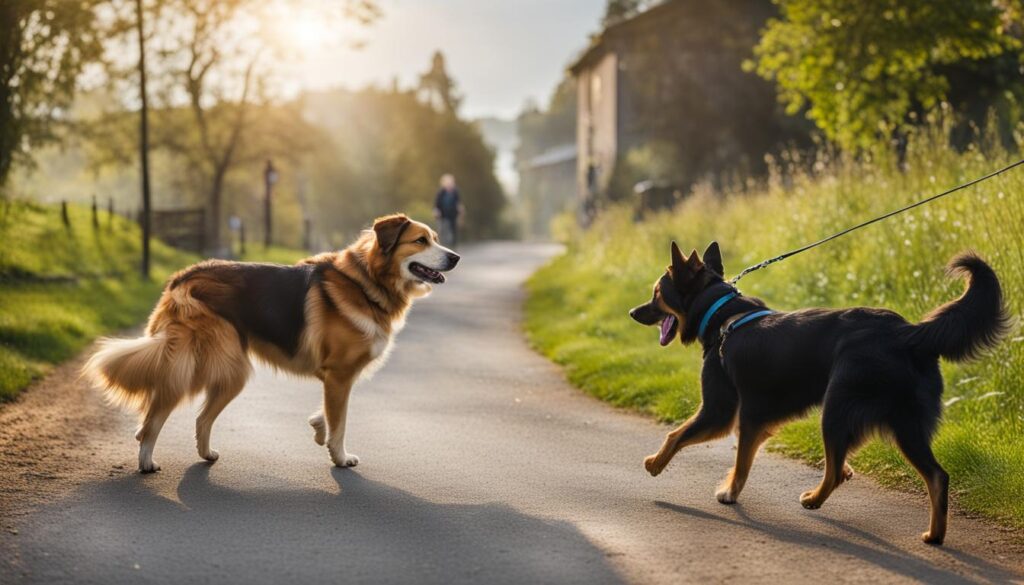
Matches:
[643,455,663,477]
[921,531,945,546]
[841,463,855,482]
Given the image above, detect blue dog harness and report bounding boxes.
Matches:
[696,289,776,345]
[724,309,775,333]
[697,291,738,339]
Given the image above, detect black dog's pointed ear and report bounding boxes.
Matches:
[670,241,686,274]
[671,242,704,286]
[373,214,411,255]
[687,249,701,266]
[703,241,724,276]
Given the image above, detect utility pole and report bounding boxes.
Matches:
[264,159,277,249]
[135,0,152,278]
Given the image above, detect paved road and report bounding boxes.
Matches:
[1,242,1022,584]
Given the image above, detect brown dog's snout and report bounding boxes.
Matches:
[445,252,460,269]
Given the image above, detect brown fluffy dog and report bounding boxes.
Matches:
[84,214,459,473]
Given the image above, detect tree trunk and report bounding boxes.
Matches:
[208,166,227,255]
[135,0,152,278]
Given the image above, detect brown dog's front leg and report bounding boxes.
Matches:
[323,368,359,467]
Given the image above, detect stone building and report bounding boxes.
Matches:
[569,0,810,219]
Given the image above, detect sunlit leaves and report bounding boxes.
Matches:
[753,0,1020,150]
[0,0,106,189]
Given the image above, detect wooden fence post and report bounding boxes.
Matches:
[61,200,70,230]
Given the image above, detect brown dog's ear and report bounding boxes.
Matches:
[372,214,411,255]
[702,241,724,276]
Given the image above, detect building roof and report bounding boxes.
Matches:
[568,0,680,75]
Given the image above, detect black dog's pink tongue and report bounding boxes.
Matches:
[659,315,676,346]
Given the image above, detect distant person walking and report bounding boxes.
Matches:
[434,174,464,248]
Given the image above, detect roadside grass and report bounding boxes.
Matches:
[240,245,310,264]
[0,201,310,401]
[0,201,197,400]
[525,132,1024,528]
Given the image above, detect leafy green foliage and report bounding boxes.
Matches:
[0,1,105,190]
[304,83,508,244]
[753,0,1023,149]
[85,95,320,249]
[526,130,1024,527]
[85,0,382,250]
[602,0,648,27]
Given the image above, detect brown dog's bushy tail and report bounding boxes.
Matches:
[82,286,204,412]
[83,335,174,410]
[903,252,1012,362]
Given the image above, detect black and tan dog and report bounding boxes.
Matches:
[85,214,458,473]
[630,241,1009,544]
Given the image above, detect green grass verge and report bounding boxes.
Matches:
[525,134,1024,529]
[0,201,197,400]
[240,245,310,265]
[0,201,311,401]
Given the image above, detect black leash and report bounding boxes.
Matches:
[729,157,1024,284]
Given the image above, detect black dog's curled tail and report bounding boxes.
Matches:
[903,252,1012,362]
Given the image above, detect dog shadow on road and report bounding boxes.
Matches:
[12,462,625,585]
[654,500,1019,583]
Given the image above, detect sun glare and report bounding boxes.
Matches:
[282,11,332,58]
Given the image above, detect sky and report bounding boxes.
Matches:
[294,0,606,120]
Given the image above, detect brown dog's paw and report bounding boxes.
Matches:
[921,531,945,546]
[799,491,822,509]
[308,413,327,446]
[332,453,360,468]
[643,455,662,477]
[715,488,737,505]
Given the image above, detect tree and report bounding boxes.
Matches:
[135,0,153,278]
[753,0,1023,150]
[418,51,461,114]
[0,1,105,192]
[602,0,646,27]
[95,0,379,250]
[303,85,508,243]
[516,76,576,163]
